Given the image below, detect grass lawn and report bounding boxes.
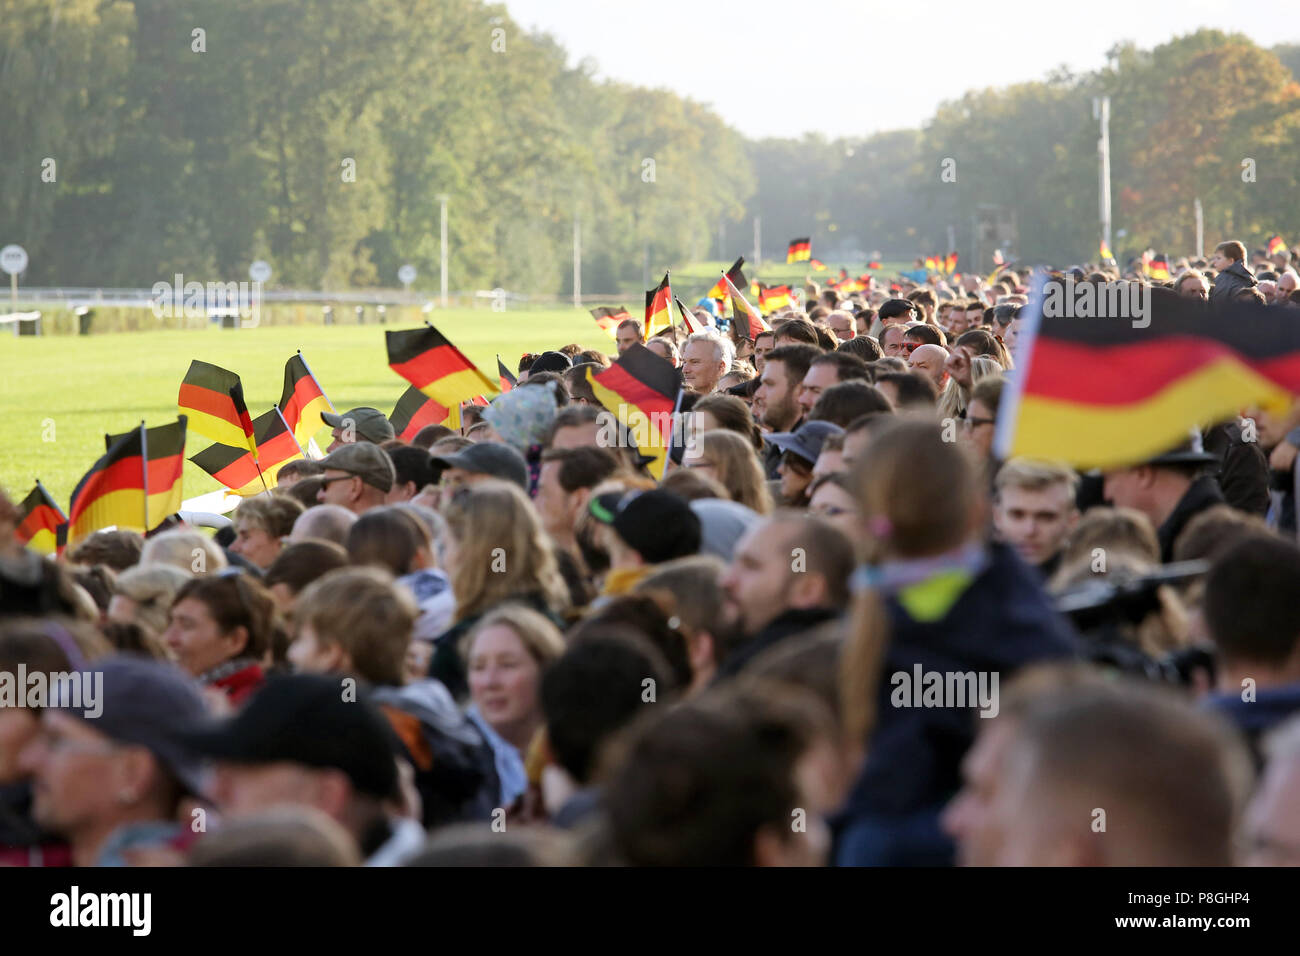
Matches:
[0,308,608,508]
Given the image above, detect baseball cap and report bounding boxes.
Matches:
[59,655,208,797]
[320,407,396,444]
[589,489,701,564]
[430,441,529,490]
[179,674,400,799]
[528,351,572,375]
[317,442,396,492]
[766,420,845,467]
[690,498,760,562]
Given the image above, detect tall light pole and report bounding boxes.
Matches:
[573,211,581,309]
[436,193,449,308]
[753,216,761,269]
[1094,97,1112,256]
[1194,197,1204,259]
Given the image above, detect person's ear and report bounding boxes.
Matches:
[752,823,793,867]
[224,625,250,658]
[314,769,354,819]
[788,572,828,609]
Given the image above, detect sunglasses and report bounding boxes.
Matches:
[318,474,356,489]
[904,341,920,354]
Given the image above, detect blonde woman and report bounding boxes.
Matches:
[682,430,773,514]
[430,480,569,699]
[465,605,566,807]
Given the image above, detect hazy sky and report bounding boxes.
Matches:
[504,0,1298,140]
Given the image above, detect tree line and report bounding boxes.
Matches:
[3,2,1297,293]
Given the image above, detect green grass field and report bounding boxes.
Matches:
[0,309,607,508]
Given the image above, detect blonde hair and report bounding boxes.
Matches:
[113,563,191,637]
[841,417,981,745]
[442,480,568,622]
[234,495,304,538]
[467,605,566,668]
[696,430,773,515]
[140,528,227,575]
[995,458,1080,498]
[296,566,417,686]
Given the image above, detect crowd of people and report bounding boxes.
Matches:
[3,235,1300,867]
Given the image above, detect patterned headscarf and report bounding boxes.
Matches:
[482,381,559,454]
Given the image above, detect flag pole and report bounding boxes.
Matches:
[139,421,150,531]
[274,404,306,458]
[296,349,336,413]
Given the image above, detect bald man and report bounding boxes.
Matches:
[908,344,948,388]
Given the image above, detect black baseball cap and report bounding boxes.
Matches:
[588,489,700,564]
[528,351,572,375]
[179,674,400,799]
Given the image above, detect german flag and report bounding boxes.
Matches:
[15,482,65,555]
[645,273,674,336]
[924,255,940,272]
[945,252,959,274]
[758,283,793,313]
[674,296,702,334]
[1100,239,1114,262]
[280,352,334,447]
[106,417,187,528]
[178,360,257,459]
[809,258,827,272]
[707,258,747,300]
[838,277,866,294]
[723,273,769,341]
[866,260,882,270]
[387,326,499,411]
[191,408,303,497]
[497,355,517,392]
[1267,235,1287,256]
[586,344,681,480]
[996,282,1300,469]
[390,386,449,442]
[591,306,631,340]
[786,238,811,264]
[1148,254,1171,281]
[67,429,148,546]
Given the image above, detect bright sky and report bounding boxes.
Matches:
[504,0,1299,140]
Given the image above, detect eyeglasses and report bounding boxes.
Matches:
[964,416,997,429]
[318,474,356,489]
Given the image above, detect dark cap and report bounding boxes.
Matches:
[431,441,528,490]
[1146,430,1219,467]
[60,655,208,797]
[179,674,399,799]
[320,407,396,444]
[317,441,396,492]
[528,351,573,375]
[766,420,844,467]
[588,489,701,564]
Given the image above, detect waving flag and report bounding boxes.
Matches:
[645,273,674,336]
[945,252,959,274]
[390,386,450,442]
[387,325,498,409]
[106,417,187,528]
[758,283,793,313]
[707,258,747,300]
[67,429,148,545]
[191,408,303,497]
[280,352,334,447]
[786,238,811,263]
[724,273,769,342]
[809,258,827,272]
[1148,254,1171,281]
[591,306,631,340]
[587,344,681,480]
[675,296,702,334]
[1267,235,1287,256]
[1100,239,1114,262]
[15,482,65,555]
[996,280,1300,469]
[178,361,257,459]
[497,356,517,392]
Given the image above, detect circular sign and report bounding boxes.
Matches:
[249,260,272,283]
[398,264,417,285]
[1,245,28,276]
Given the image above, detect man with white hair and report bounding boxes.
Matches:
[682,329,734,394]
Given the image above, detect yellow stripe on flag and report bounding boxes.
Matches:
[587,371,672,480]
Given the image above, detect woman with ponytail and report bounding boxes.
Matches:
[835,417,1076,866]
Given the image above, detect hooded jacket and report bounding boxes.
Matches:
[833,543,1077,866]
[1156,474,1225,563]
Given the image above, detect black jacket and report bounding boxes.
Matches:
[1157,474,1226,562]
[1204,422,1269,516]
[1210,261,1257,306]
[715,606,841,680]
